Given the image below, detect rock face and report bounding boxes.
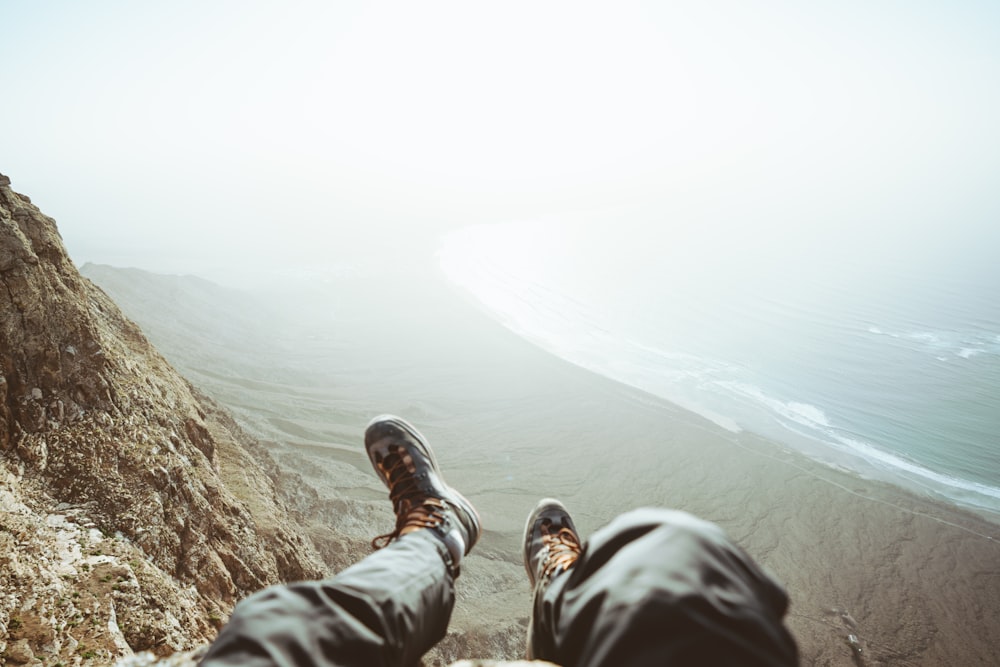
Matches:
[0,173,328,665]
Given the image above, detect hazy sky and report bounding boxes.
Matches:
[2,0,999,280]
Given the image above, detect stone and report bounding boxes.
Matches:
[450,662,560,667]
[4,639,34,664]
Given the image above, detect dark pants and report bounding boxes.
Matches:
[529,509,798,667]
[201,509,798,667]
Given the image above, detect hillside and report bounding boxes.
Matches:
[0,173,331,665]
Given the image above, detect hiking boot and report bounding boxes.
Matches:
[365,415,481,574]
[523,498,582,588]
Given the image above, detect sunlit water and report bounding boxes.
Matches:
[439,221,1000,515]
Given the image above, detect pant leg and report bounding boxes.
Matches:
[200,530,455,667]
[529,508,799,667]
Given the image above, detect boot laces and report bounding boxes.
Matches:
[540,525,581,580]
[371,449,448,550]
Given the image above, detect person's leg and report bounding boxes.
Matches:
[525,502,799,667]
[200,530,453,667]
[201,415,481,667]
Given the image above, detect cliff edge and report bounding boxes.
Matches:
[0,173,328,665]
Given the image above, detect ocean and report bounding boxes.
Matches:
[438,220,1000,517]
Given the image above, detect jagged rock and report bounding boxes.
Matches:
[111,650,559,667]
[0,174,329,665]
[113,646,206,667]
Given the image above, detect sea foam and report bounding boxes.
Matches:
[832,435,1000,502]
[716,381,832,429]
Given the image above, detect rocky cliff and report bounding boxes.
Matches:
[0,173,329,665]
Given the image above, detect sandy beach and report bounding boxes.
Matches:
[84,262,1000,666]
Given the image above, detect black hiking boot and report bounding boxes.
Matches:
[365,415,481,576]
[523,498,582,589]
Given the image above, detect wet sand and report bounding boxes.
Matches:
[84,263,1000,666]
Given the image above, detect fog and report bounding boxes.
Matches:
[2,0,999,286]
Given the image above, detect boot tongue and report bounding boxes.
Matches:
[381,450,423,510]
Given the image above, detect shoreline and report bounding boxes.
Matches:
[438,271,1000,526]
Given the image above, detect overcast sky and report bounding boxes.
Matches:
[2,1,999,280]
